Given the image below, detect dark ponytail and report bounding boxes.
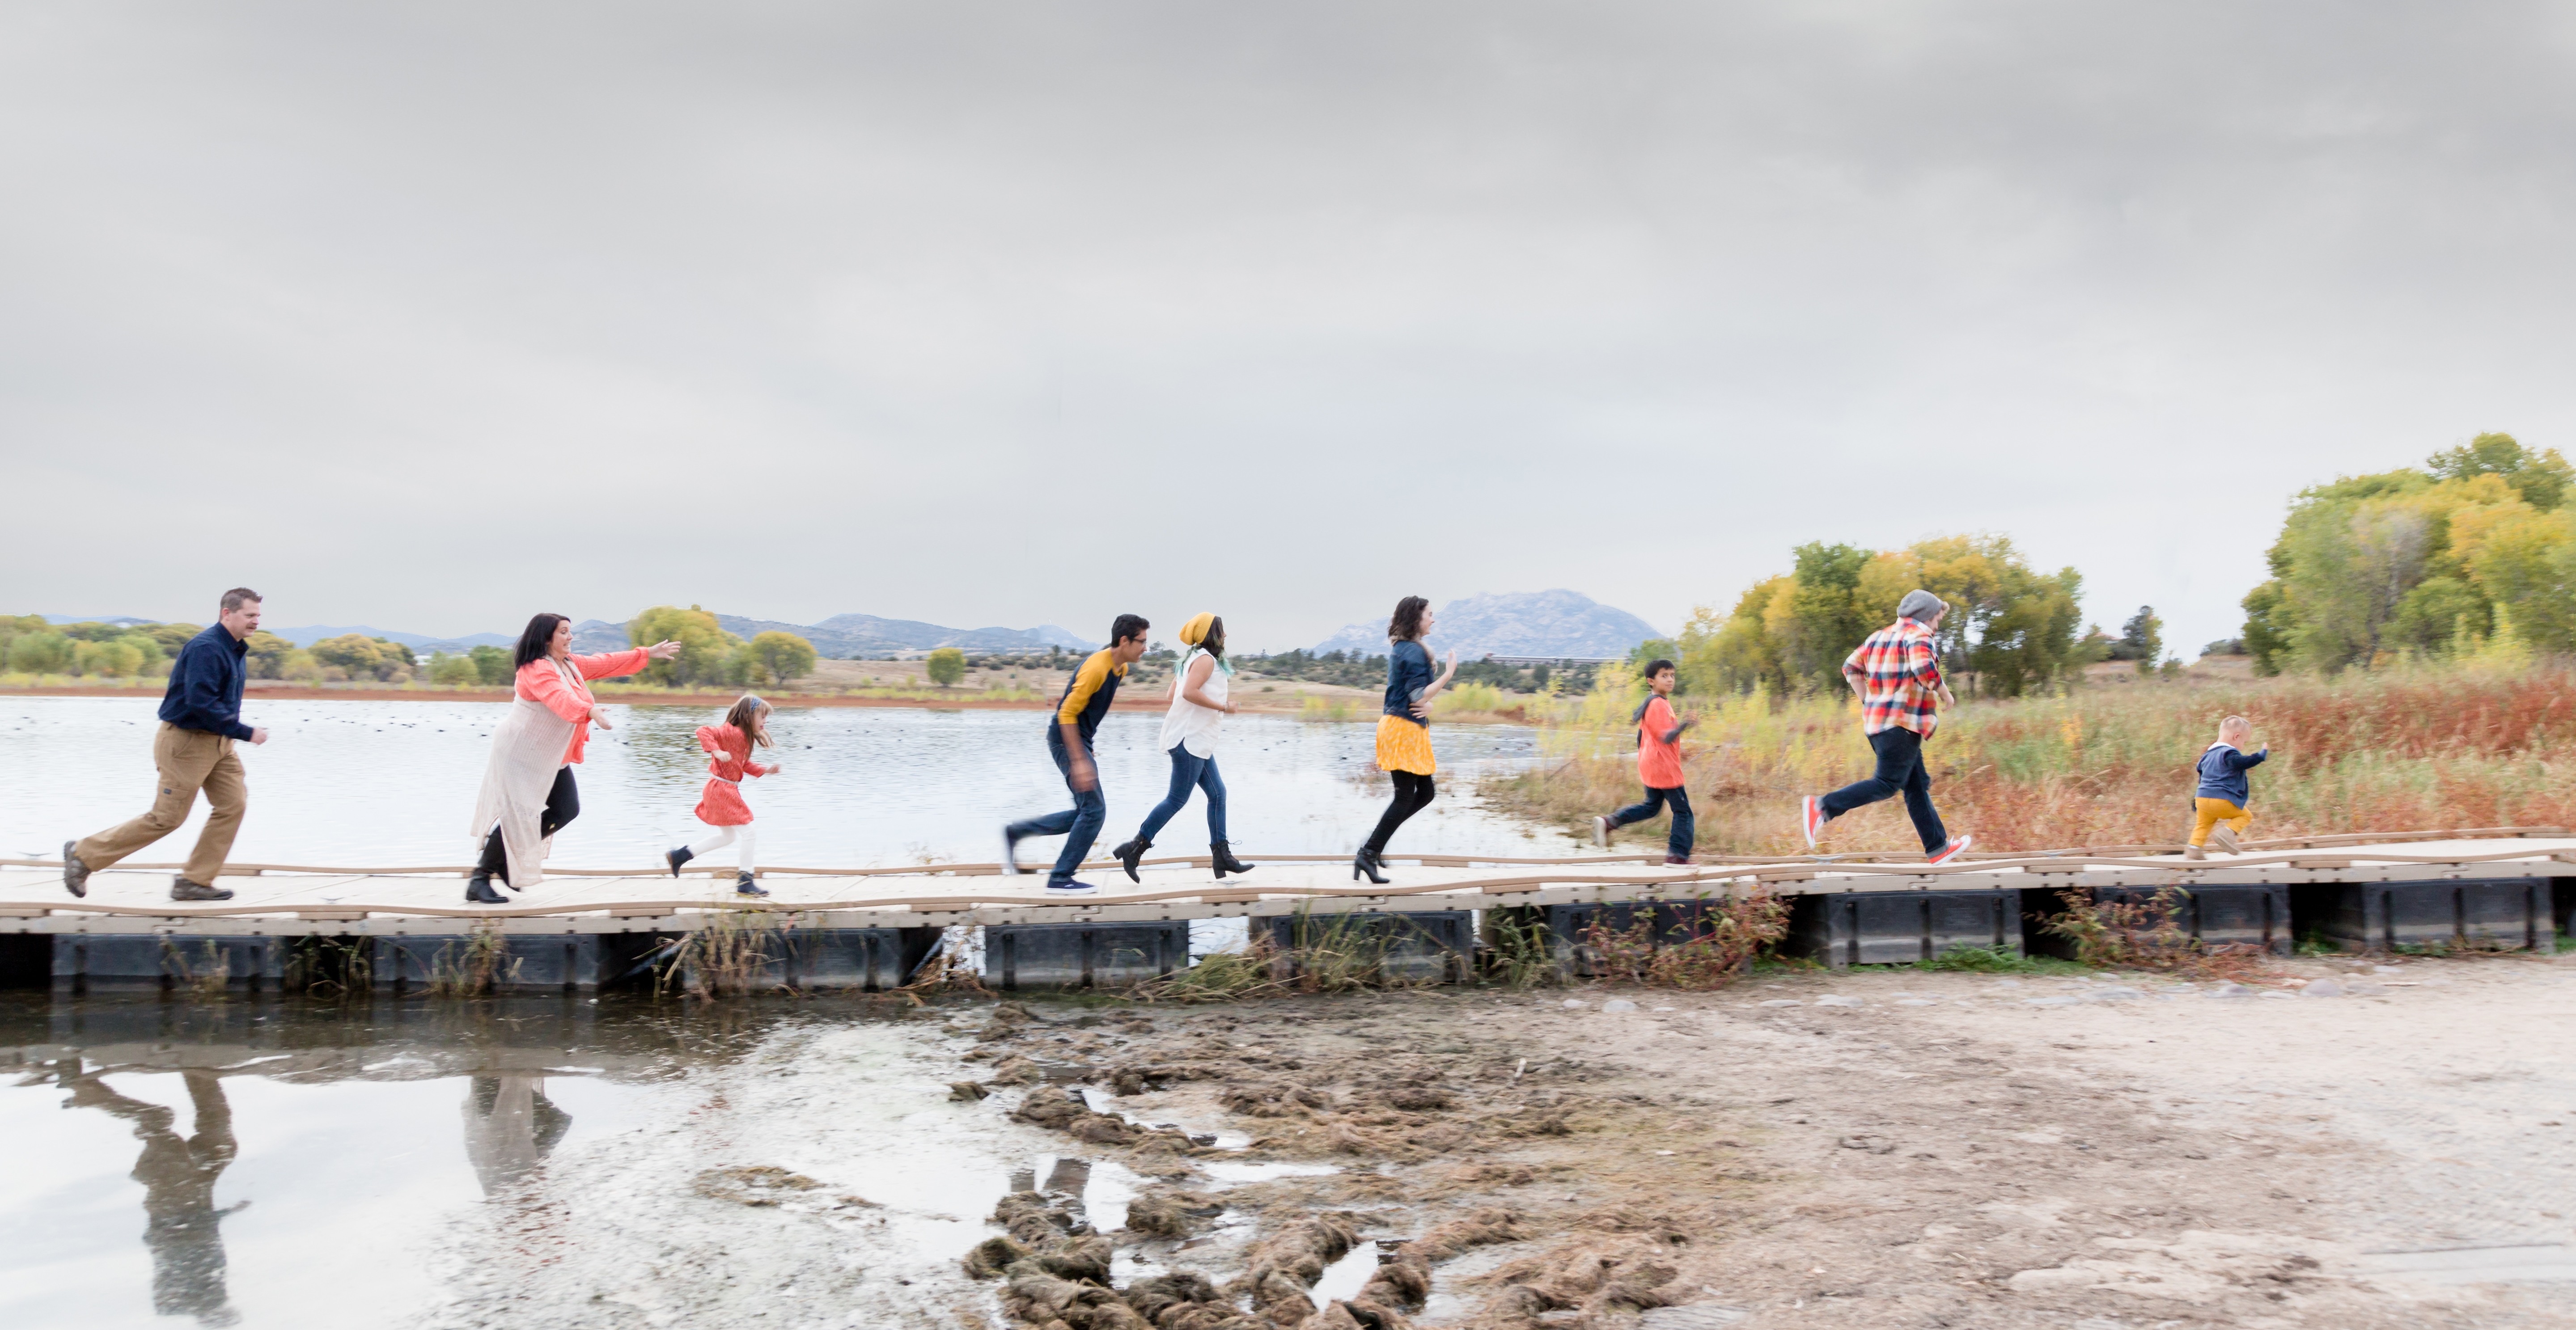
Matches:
[1386,596,1429,643]
[513,613,569,669]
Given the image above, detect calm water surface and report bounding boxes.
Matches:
[0,697,1561,869]
[0,995,1164,1330]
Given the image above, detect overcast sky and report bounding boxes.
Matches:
[6,1,2572,654]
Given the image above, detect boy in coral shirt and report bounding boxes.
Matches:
[1593,659,1695,864]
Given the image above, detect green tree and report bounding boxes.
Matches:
[627,604,743,687]
[749,631,818,687]
[469,644,512,685]
[924,646,967,687]
[429,652,479,686]
[2240,582,2292,676]
[8,631,71,674]
[73,638,145,677]
[144,622,202,653]
[244,630,297,679]
[2109,607,2162,664]
[310,633,390,680]
[2428,432,2573,511]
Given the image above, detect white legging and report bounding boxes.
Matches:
[687,825,757,874]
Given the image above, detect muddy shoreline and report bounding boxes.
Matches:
[0,683,1174,711]
[918,954,2576,1330]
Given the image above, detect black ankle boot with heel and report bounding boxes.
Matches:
[1351,847,1389,885]
[1211,841,1255,878]
[1110,837,1151,883]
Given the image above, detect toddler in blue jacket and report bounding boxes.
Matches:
[2186,715,2268,859]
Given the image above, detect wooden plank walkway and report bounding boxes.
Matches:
[3,830,2568,935]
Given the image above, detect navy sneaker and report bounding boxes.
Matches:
[1045,878,1099,896]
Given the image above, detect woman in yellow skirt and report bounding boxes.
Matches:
[1355,595,1458,882]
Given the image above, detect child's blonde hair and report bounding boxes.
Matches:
[2217,714,2250,736]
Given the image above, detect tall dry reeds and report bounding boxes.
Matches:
[1484,659,2576,853]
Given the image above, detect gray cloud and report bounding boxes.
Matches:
[5,1,2572,654]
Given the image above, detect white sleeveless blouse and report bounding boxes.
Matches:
[1157,649,1227,758]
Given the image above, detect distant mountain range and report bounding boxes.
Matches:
[1308,590,1666,661]
[44,612,1092,660]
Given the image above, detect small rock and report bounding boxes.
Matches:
[2205,982,2253,999]
[2259,991,2298,1001]
[2300,977,2345,998]
[2024,996,2082,1007]
[2083,986,2146,1002]
[2343,979,2390,996]
[1601,999,1639,1013]
[1896,998,1936,1007]
[1989,980,2023,989]
[1758,999,1802,1008]
[948,1081,991,1102]
[1562,999,1589,1009]
[1638,1305,1749,1329]
[1652,1006,1677,1012]
[2373,964,2404,973]
[1813,995,1863,1008]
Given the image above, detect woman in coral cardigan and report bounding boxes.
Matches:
[465,613,679,904]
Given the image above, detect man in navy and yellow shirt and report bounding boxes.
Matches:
[1004,614,1151,895]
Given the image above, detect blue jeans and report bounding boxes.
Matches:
[1610,785,1694,858]
[1820,726,1949,853]
[1137,744,1227,843]
[1008,730,1109,884]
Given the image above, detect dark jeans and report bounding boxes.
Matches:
[1820,726,1948,853]
[1610,785,1695,858]
[1008,731,1109,884]
[477,766,579,883]
[1137,744,1227,843]
[1364,771,1436,856]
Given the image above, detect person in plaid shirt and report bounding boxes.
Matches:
[1801,589,1973,864]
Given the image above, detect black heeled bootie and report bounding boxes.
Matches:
[665,845,694,877]
[735,871,769,897]
[466,873,508,905]
[1351,848,1389,885]
[1211,841,1255,878]
[1110,836,1151,883]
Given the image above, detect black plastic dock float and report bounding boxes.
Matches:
[1789,889,2021,967]
[983,923,1186,991]
[1494,899,1749,978]
[2296,878,2557,952]
[1256,910,1472,983]
[2023,882,2294,959]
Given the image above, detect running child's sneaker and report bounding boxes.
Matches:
[1928,835,1974,866]
[1801,796,1827,849]
[1591,815,1612,849]
[2208,823,2241,855]
[1045,879,1099,896]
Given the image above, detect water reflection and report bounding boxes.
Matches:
[461,1076,571,1197]
[60,1069,245,1326]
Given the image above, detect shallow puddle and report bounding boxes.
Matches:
[0,992,1171,1329]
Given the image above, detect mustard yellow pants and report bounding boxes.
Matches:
[2188,797,2250,848]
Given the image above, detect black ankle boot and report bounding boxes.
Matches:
[665,845,694,877]
[1211,840,1255,878]
[735,871,768,898]
[1110,836,1151,883]
[1351,848,1389,885]
[466,874,507,905]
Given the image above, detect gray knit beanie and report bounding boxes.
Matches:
[1897,589,1948,622]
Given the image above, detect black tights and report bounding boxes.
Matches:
[1364,771,1436,857]
[476,767,580,883]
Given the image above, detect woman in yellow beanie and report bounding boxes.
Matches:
[1109,613,1256,881]
[1354,595,1457,883]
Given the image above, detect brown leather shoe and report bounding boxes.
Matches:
[171,878,234,902]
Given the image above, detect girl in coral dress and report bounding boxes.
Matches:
[662,695,781,897]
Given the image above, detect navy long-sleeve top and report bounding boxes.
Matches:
[2195,742,2268,804]
[157,625,254,740]
[1382,639,1434,727]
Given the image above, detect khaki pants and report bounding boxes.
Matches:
[2189,796,2251,848]
[76,723,246,885]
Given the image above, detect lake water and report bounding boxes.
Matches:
[0,993,1150,1330]
[0,696,1565,871]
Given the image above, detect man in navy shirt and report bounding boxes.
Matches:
[63,588,272,901]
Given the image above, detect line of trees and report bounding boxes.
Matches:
[0,617,423,683]
[625,605,818,689]
[1678,534,2089,698]
[2241,433,2576,674]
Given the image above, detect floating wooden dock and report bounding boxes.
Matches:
[2,828,2568,991]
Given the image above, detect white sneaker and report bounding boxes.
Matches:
[999,826,1022,875]
[1591,815,1612,849]
[1801,796,1827,849]
[2208,823,2241,855]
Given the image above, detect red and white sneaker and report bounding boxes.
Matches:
[1928,835,1973,866]
[1800,796,1827,849]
